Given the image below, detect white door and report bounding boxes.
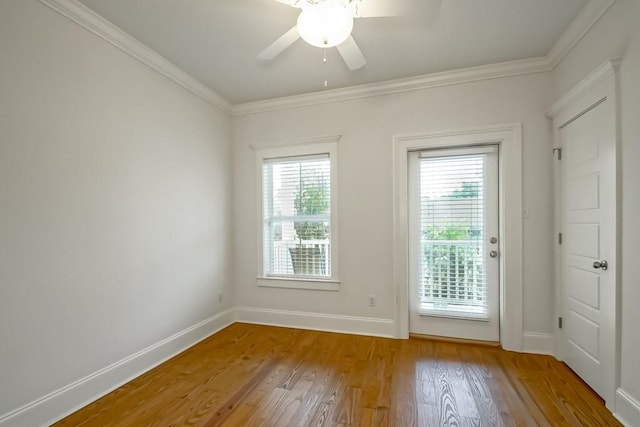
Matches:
[408,145,500,342]
[559,96,617,402]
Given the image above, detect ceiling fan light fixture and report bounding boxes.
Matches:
[296,0,354,48]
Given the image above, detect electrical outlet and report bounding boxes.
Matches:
[368,295,376,307]
[218,293,223,304]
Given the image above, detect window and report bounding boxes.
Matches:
[254,138,339,289]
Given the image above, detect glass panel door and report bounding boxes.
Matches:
[409,145,500,341]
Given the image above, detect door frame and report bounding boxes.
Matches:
[547,59,621,408]
[393,123,523,351]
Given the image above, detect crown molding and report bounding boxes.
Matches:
[38,0,233,115]
[546,0,616,69]
[231,0,616,116]
[232,57,551,116]
[39,0,615,117]
[546,58,621,119]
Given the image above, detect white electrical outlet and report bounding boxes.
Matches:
[368,295,376,307]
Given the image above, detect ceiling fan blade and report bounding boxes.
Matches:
[352,0,411,18]
[337,36,366,70]
[271,0,303,8]
[257,26,301,61]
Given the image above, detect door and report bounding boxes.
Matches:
[559,96,616,401]
[408,145,500,342]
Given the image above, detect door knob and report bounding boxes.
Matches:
[593,260,608,271]
[490,250,498,258]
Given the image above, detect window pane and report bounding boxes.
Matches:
[263,156,331,277]
[419,154,487,317]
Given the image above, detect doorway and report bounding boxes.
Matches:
[393,124,523,350]
[549,60,620,408]
[408,146,500,341]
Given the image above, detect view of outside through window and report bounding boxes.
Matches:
[419,154,487,316]
[263,156,331,278]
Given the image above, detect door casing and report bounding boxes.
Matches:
[393,123,523,351]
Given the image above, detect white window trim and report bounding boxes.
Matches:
[253,135,340,291]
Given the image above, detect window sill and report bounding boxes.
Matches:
[257,276,340,291]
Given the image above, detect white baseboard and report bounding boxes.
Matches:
[234,306,396,338]
[0,308,235,427]
[522,332,554,355]
[615,388,640,427]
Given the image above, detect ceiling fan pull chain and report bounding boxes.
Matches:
[323,48,329,88]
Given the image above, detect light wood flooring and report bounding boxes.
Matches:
[55,323,621,426]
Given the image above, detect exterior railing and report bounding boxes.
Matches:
[269,239,484,308]
[421,239,485,309]
[270,239,330,276]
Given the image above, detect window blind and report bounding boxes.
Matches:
[418,153,488,317]
[263,154,331,278]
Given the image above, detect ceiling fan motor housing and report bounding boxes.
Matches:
[297,0,355,48]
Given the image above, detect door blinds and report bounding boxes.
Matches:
[418,151,490,317]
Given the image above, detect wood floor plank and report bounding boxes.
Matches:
[481,350,545,427]
[474,396,505,427]
[434,364,462,425]
[54,324,622,427]
[416,403,439,426]
[333,386,363,425]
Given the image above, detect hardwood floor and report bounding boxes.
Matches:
[55,323,620,426]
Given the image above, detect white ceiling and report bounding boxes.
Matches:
[78,0,588,104]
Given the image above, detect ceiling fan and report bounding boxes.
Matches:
[258,0,411,71]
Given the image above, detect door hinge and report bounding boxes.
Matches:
[558,233,563,245]
[558,317,563,329]
[553,148,562,160]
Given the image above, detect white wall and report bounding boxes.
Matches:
[552,0,640,423]
[0,0,232,422]
[232,72,555,340]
